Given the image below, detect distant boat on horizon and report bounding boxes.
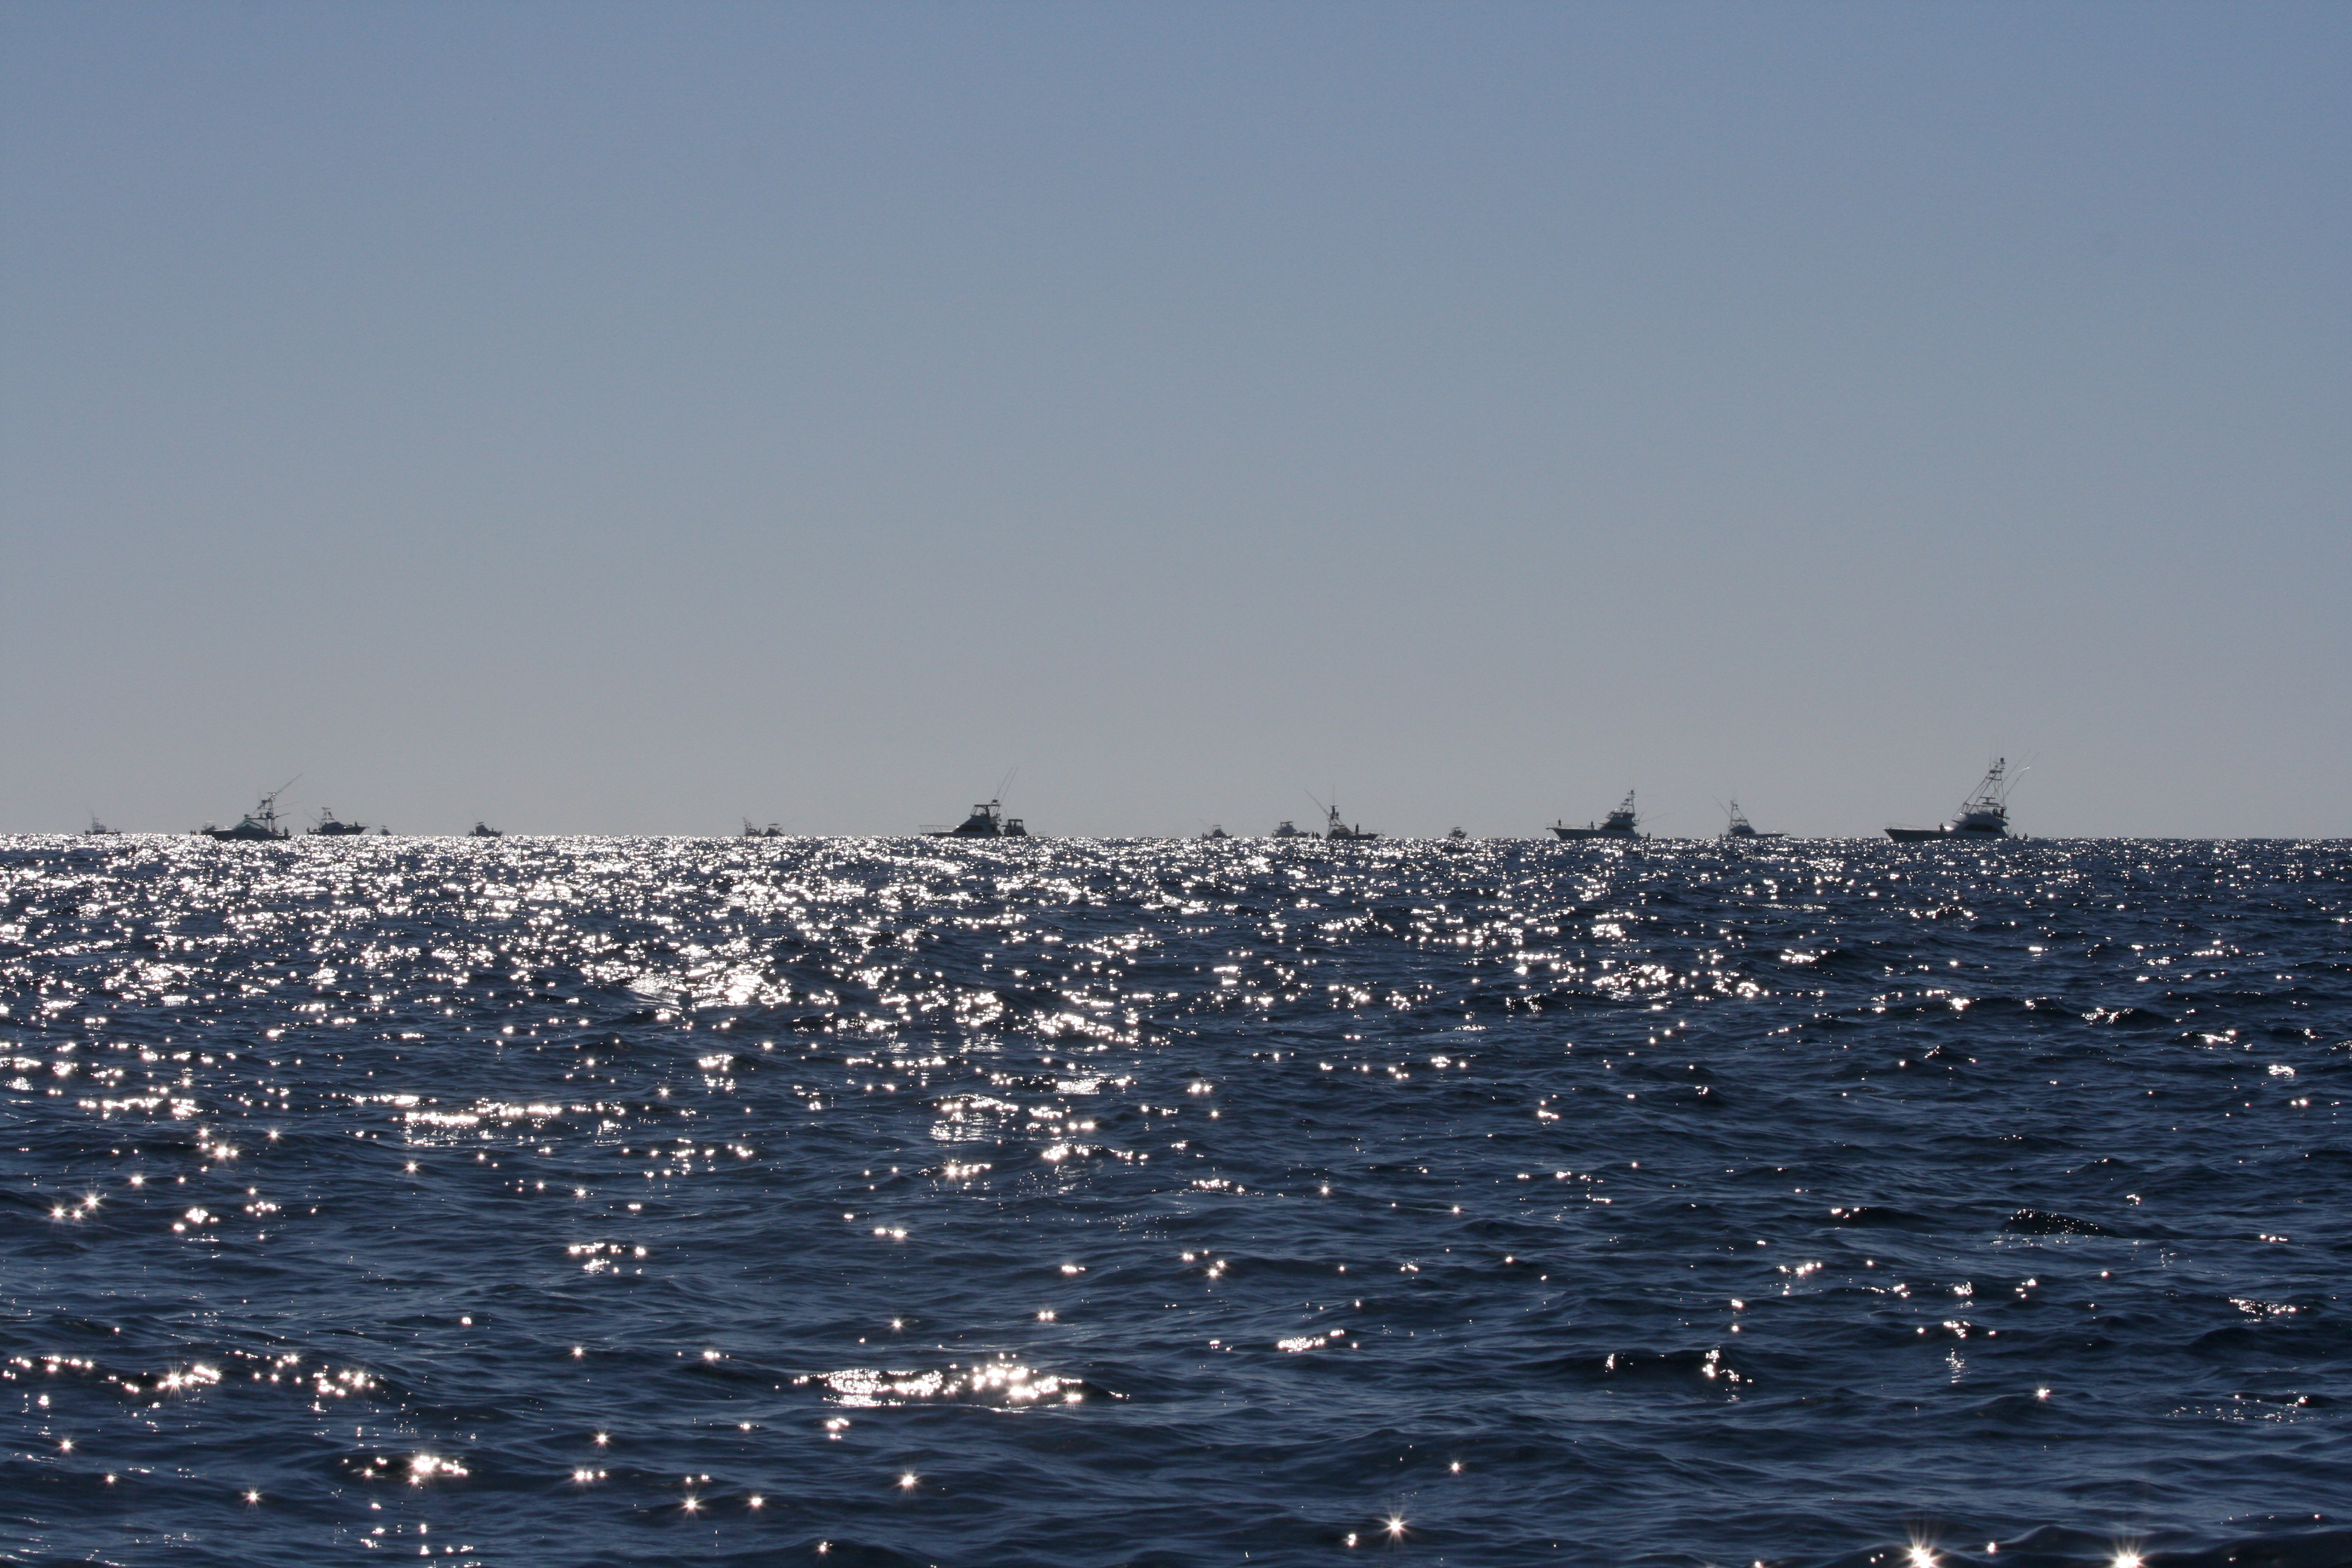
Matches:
[1322,802,1378,843]
[1721,800,1784,840]
[1268,819,1308,838]
[742,819,785,838]
[1887,759,2016,841]
[197,783,295,841]
[309,808,382,837]
[925,799,1028,838]
[83,814,121,837]
[1554,791,1642,841]
[469,822,504,838]
[1200,824,1230,841]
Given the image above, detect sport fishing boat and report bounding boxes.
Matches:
[309,808,376,837]
[1887,759,2015,841]
[1720,800,1783,840]
[1268,820,1308,838]
[1553,791,1641,841]
[1441,826,1471,851]
[1200,825,1231,840]
[198,783,295,841]
[469,822,505,838]
[925,800,1028,838]
[1322,803,1379,843]
[741,819,784,838]
[83,814,122,837]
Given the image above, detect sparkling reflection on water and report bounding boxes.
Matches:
[2,834,2348,1567]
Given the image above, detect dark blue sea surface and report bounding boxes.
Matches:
[4,835,2348,1568]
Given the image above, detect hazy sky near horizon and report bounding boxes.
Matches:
[4,2,2345,838]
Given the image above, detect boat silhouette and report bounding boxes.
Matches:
[197,782,296,841]
[1553,791,1642,841]
[1887,760,2015,841]
[1720,800,1783,840]
[469,822,505,838]
[924,800,1028,838]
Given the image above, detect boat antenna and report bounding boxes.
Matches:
[1961,757,2007,813]
[995,766,1018,804]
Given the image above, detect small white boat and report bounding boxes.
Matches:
[1888,760,2015,841]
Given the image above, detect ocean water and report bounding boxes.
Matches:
[3,834,2348,1568]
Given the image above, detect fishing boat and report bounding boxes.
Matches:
[469,822,504,838]
[1322,803,1379,843]
[1720,800,1783,840]
[741,819,784,838]
[1268,820,1308,838]
[1553,791,1641,841]
[924,800,1027,838]
[83,814,122,837]
[1441,826,1471,850]
[309,808,375,837]
[198,783,294,841]
[1887,759,2015,841]
[1200,825,1230,841]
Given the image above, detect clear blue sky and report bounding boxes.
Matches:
[4,2,2344,837]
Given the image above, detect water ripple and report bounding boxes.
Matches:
[2,834,2347,1565]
